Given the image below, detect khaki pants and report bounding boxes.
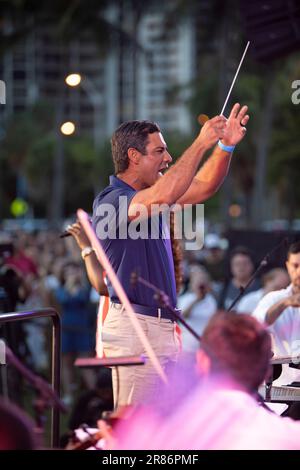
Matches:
[102,302,180,407]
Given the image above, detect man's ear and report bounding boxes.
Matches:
[285,260,289,271]
[127,147,140,165]
[196,349,211,376]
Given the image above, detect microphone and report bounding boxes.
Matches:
[59,231,71,239]
[59,217,93,238]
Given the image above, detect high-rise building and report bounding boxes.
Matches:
[0,4,196,140]
[137,11,195,133]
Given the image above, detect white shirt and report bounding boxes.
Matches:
[253,284,300,356]
[114,383,300,450]
[236,288,264,314]
[177,292,217,352]
[253,284,300,384]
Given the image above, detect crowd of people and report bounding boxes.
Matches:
[2,222,282,400]
[0,229,98,406]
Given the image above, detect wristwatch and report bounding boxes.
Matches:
[81,246,94,260]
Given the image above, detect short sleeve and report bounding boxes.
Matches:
[92,187,135,240]
[252,291,281,323]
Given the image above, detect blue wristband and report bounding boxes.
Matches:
[218,140,235,153]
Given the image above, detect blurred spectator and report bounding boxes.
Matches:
[237,268,289,314]
[54,261,96,405]
[180,243,199,295]
[0,241,30,403]
[43,258,66,294]
[218,246,260,310]
[1,228,104,406]
[201,233,226,297]
[5,235,38,278]
[0,241,26,313]
[21,274,50,372]
[177,266,217,353]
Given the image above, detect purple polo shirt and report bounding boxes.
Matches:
[92,175,177,308]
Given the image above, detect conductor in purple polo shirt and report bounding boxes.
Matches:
[92,104,249,407]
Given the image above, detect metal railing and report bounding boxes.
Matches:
[0,308,61,448]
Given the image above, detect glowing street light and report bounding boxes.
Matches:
[64,72,103,150]
[60,121,75,135]
[228,204,242,218]
[65,73,82,87]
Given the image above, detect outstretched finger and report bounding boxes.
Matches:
[237,105,248,121]
[228,103,240,120]
[241,115,249,126]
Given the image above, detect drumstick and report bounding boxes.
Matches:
[220,41,250,116]
[77,209,167,383]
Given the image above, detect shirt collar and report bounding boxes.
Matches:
[109,175,135,191]
[287,283,293,293]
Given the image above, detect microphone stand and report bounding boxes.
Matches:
[131,273,202,342]
[227,237,288,312]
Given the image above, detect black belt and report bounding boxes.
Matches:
[111,301,180,321]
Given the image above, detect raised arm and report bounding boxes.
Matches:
[265,293,300,325]
[177,103,249,205]
[128,115,227,219]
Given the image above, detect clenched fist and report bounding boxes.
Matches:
[197,115,227,150]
